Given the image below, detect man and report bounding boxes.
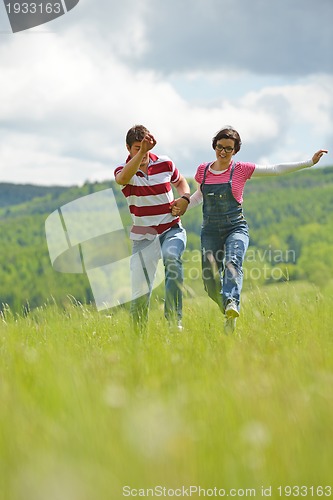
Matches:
[114,125,190,332]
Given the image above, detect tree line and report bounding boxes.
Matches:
[1,167,332,312]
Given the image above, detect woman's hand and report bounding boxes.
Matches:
[312,149,328,164]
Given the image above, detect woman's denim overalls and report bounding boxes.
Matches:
[201,162,249,314]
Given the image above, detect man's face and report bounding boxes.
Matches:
[127,141,150,168]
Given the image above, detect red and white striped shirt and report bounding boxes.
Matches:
[195,161,256,203]
[114,153,180,240]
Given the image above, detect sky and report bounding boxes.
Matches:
[0,0,332,186]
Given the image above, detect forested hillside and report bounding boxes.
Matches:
[1,166,332,312]
[0,182,69,209]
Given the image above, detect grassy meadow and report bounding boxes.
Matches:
[0,281,332,500]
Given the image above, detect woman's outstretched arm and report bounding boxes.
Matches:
[252,149,328,177]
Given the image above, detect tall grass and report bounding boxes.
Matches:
[0,283,332,500]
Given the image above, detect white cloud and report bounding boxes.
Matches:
[241,76,333,134]
[0,1,332,186]
[128,0,333,76]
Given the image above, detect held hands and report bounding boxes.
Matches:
[312,149,328,165]
[171,197,189,217]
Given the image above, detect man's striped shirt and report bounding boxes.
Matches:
[114,153,181,240]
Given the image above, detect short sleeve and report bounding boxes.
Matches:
[239,162,256,180]
[171,166,180,183]
[194,163,207,184]
[114,165,124,178]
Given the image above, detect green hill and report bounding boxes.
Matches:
[0,182,69,209]
[1,166,333,312]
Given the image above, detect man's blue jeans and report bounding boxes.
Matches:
[130,224,186,331]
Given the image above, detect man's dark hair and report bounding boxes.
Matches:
[126,125,150,147]
[212,126,242,154]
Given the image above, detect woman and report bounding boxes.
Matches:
[172,126,328,334]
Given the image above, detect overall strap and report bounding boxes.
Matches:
[229,161,236,184]
[200,161,236,191]
[200,163,212,192]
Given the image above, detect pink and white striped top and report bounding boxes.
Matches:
[114,153,180,240]
[194,161,256,204]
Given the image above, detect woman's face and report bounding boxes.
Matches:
[215,138,235,161]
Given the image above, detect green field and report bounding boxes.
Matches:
[1,282,332,500]
[1,170,333,498]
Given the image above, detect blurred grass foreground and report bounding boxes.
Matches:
[0,282,332,500]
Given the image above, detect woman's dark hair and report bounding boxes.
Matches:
[212,126,242,153]
[126,124,150,147]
